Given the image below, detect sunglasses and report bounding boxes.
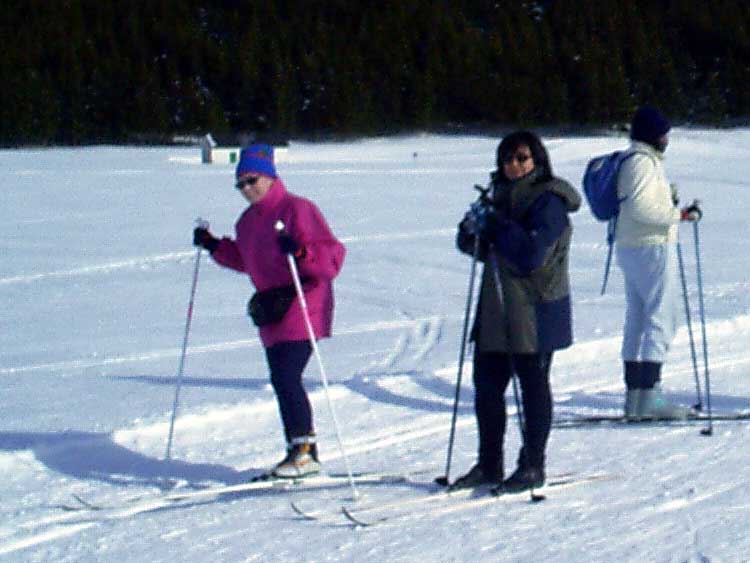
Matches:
[235,176,260,190]
[501,152,532,165]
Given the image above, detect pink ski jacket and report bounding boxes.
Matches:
[211,179,345,348]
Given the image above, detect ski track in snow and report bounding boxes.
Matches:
[4,310,749,405]
[0,229,454,287]
[3,262,749,554]
[2,410,469,553]
[3,306,749,555]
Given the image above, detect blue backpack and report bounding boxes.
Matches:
[582,151,636,221]
[581,150,640,294]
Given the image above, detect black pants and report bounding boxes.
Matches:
[472,349,553,476]
[265,340,314,443]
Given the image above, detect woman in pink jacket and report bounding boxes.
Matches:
[193,144,346,478]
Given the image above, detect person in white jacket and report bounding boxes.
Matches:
[616,105,702,420]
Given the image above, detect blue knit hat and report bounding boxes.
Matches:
[630,105,671,144]
[235,144,277,178]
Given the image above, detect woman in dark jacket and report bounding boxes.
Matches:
[452,130,581,493]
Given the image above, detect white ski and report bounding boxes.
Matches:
[61,471,410,516]
[340,473,614,527]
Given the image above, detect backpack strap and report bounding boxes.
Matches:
[600,216,617,295]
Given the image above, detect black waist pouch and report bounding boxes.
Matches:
[247,285,298,327]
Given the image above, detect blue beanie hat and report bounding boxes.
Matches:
[630,105,671,144]
[236,144,277,178]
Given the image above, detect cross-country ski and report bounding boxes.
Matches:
[338,474,615,527]
[291,471,577,523]
[60,471,413,515]
[553,411,750,428]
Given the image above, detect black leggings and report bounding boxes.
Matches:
[265,340,314,443]
[472,349,553,475]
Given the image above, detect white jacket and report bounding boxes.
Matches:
[615,141,680,247]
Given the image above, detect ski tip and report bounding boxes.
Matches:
[290,501,320,521]
[71,493,103,511]
[341,506,382,527]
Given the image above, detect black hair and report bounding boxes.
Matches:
[495,130,553,183]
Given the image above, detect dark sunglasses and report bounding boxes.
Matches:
[235,176,260,190]
[501,152,532,165]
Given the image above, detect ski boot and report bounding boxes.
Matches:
[623,361,642,421]
[271,437,321,479]
[624,389,642,421]
[638,383,694,420]
[448,464,503,491]
[500,465,545,494]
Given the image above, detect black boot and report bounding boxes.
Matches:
[448,463,503,491]
[500,465,545,493]
[499,449,544,493]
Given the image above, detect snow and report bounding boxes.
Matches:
[2,130,750,562]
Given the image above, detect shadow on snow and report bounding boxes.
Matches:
[0,430,263,488]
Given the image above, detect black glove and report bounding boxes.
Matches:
[462,199,494,236]
[456,220,476,254]
[278,233,306,258]
[680,202,702,222]
[193,227,219,252]
[479,208,509,239]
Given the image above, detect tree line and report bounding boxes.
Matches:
[2,0,750,146]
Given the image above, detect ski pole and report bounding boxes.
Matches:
[436,184,488,487]
[435,233,481,487]
[693,219,713,436]
[676,237,702,410]
[165,218,209,464]
[274,220,358,500]
[488,250,545,502]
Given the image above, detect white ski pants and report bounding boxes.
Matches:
[616,243,678,363]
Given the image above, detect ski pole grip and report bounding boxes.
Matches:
[473,184,490,202]
[195,217,210,230]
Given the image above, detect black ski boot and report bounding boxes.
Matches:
[500,465,545,494]
[448,464,503,491]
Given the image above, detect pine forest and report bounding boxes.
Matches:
[3,0,750,145]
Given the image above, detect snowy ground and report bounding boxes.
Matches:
[2,130,750,562]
